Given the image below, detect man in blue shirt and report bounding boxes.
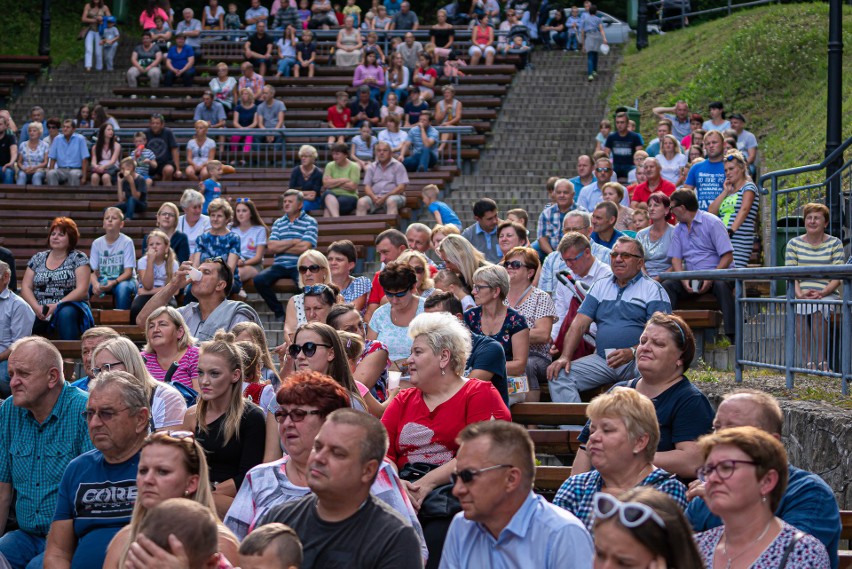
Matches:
[461,198,502,263]
[44,372,148,569]
[0,337,93,568]
[46,120,89,186]
[547,237,671,403]
[253,189,319,319]
[568,154,595,196]
[440,421,593,569]
[589,201,624,249]
[685,390,842,569]
[164,34,196,87]
[403,111,438,173]
[683,129,726,210]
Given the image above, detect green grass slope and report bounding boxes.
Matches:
[609,3,852,176]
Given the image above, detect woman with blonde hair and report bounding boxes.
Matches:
[185,119,217,181]
[103,427,240,568]
[183,330,266,518]
[709,149,759,269]
[209,61,238,110]
[398,249,435,298]
[283,250,333,341]
[140,305,199,390]
[656,133,687,184]
[436,233,490,292]
[92,336,188,430]
[145,201,191,263]
[430,223,461,253]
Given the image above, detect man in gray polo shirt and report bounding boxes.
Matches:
[256,85,286,145]
[193,90,227,128]
[547,236,671,402]
[176,8,203,50]
[356,142,409,215]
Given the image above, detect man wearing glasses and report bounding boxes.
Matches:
[539,211,611,296]
[441,421,593,568]
[547,237,671,403]
[576,157,629,212]
[44,372,149,569]
[0,337,92,568]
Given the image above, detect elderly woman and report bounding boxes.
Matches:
[656,134,687,184]
[398,250,436,299]
[785,202,845,371]
[283,250,333,341]
[143,202,191,263]
[185,120,217,181]
[381,312,511,564]
[367,262,425,371]
[502,247,556,401]
[21,217,92,340]
[709,149,759,269]
[16,121,49,185]
[436,233,490,292]
[593,487,704,569]
[327,303,390,397]
[177,189,212,257]
[288,144,325,214]
[225,371,425,558]
[103,428,239,568]
[602,182,635,233]
[694,426,830,568]
[465,264,530,383]
[572,312,715,479]
[636,192,674,280]
[209,62,238,111]
[554,387,687,530]
[327,240,371,311]
[92,336,188,430]
[140,306,200,390]
[335,15,363,67]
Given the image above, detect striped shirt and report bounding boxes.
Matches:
[269,210,318,268]
[0,383,93,536]
[785,234,846,295]
[718,182,759,268]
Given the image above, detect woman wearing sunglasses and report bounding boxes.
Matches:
[367,262,426,372]
[500,247,556,403]
[103,430,239,568]
[593,487,703,569]
[554,387,687,530]
[381,312,511,566]
[398,250,436,299]
[92,337,187,431]
[282,250,333,342]
[694,426,829,568]
[183,330,266,518]
[708,149,759,269]
[327,240,371,311]
[224,371,425,554]
[327,303,390,400]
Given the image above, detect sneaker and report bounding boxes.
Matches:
[130,94,137,99]
[588,74,594,81]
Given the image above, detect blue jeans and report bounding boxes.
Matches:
[253,264,300,318]
[0,360,9,398]
[383,87,407,105]
[277,56,297,76]
[92,279,136,310]
[550,353,638,403]
[32,304,87,340]
[1,167,13,185]
[403,150,437,172]
[115,196,147,220]
[566,32,579,51]
[16,170,45,185]
[0,529,47,569]
[587,50,599,76]
[164,68,196,87]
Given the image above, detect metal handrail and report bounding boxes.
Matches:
[645,0,780,25]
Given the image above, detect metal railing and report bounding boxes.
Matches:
[76,126,473,169]
[759,136,852,270]
[662,265,852,395]
[646,0,781,28]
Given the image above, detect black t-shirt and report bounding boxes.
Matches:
[258,494,423,569]
[0,132,17,165]
[605,130,644,174]
[120,174,148,204]
[248,33,274,56]
[466,333,508,405]
[349,99,380,127]
[144,127,178,166]
[195,404,266,489]
[430,27,454,48]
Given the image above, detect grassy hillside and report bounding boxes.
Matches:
[609,3,852,176]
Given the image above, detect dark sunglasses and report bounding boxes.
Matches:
[595,167,612,173]
[274,408,323,423]
[610,252,642,260]
[449,464,512,485]
[206,256,227,265]
[288,342,331,358]
[385,289,409,298]
[235,197,251,203]
[299,265,323,274]
[303,284,331,296]
[411,266,425,274]
[502,260,527,270]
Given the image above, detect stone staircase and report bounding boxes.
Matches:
[442,48,621,232]
[7,41,136,125]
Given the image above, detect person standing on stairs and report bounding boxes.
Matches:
[580,3,607,81]
[82,0,111,72]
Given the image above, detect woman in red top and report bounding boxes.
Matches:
[468,14,496,65]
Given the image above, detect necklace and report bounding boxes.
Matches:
[721,518,772,569]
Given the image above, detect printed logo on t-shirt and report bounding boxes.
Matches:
[695,171,726,210]
[398,423,453,465]
[98,249,126,280]
[74,480,137,519]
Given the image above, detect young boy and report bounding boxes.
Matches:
[100,16,120,71]
[225,3,242,41]
[402,89,429,127]
[506,208,529,228]
[295,29,316,78]
[90,207,137,310]
[200,159,224,213]
[342,0,361,27]
[131,131,157,189]
[115,157,148,220]
[327,91,352,146]
[238,523,303,569]
[434,269,475,311]
[422,184,461,228]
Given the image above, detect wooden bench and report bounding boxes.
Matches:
[511,402,589,426]
[0,55,50,65]
[840,510,851,568]
[673,309,723,363]
[112,84,509,98]
[533,466,572,497]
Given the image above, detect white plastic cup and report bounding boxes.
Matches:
[187,267,203,282]
[605,348,615,357]
[387,371,402,391]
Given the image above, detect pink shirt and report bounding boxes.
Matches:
[141,345,200,389]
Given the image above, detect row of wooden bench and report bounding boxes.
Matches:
[0,55,50,100]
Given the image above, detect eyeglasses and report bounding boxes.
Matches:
[596,167,612,173]
[303,284,331,295]
[274,408,323,423]
[610,252,643,260]
[158,211,176,217]
[563,250,586,263]
[593,493,666,528]
[471,284,492,293]
[411,266,425,275]
[385,289,409,298]
[92,361,124,376]
[235,198,251,203]
[288,342,331,358]
[48,125,59,130]
[299,265,323,274]
[502,260,526,270]
[696,459,757,482]
[450,464,512,485]
[82,407,130,422]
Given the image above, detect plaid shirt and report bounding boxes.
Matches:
[536,203,573,251]
[553,467,687,532]
[0,383,93,537]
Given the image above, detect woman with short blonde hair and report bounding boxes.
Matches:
[185,119,216,181]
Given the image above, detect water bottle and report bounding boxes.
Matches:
[99,275,109,298]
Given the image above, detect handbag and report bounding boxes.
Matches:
[398,462,462,520]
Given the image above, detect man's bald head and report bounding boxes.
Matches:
[714,389,784,437]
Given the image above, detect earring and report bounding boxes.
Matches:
[184,490,190,496]
[440,366,446,376]
[761,495,766,503]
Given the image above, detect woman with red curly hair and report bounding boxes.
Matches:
[20,217,93,340]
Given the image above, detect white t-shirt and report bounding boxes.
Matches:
[656,152,687,185]
[230,225,268,260]
[153,382,188,430]
[137,256,180,291]
[90,233,137,281]
[178,214,212,255]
